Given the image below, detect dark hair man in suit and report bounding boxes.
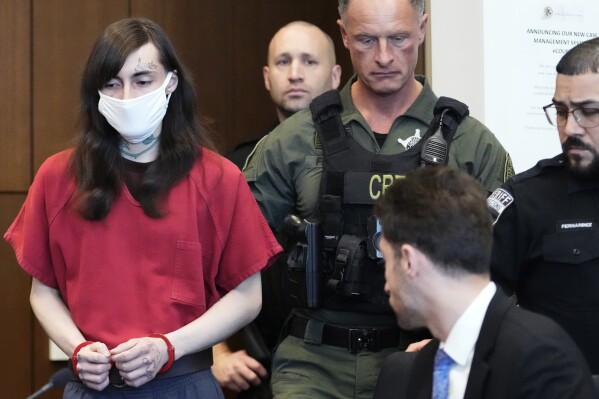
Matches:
[374,167,594,399]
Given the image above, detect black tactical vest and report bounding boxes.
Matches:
[310,90,468,314]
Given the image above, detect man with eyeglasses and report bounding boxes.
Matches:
[489,37,599,374]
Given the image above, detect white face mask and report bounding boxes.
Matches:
[98,72,174,144]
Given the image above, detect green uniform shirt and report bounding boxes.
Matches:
[245,75,513,326]
[246,75,512,230]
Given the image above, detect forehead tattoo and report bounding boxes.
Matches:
[135,57,158,72]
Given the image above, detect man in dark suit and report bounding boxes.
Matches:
[373,167,595,399]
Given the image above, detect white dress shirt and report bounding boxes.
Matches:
[439,281,497,399]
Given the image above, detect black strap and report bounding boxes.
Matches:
[310,90,349,156]
[288,315,400,353]
[312,92,469,165]
[432,96,470,143]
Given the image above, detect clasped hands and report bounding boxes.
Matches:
[73,336,168,391]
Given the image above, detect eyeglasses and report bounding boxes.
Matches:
[543,103,599,128]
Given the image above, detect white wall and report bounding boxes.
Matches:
[427,0,598,173]
[427,0,485,121]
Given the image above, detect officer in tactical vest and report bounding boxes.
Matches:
[244,0,513,397]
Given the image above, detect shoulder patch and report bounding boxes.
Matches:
[503,153,515,182]
[487,188,514,225]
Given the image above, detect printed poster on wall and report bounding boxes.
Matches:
[483,1,598,172]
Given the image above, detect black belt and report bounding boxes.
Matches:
[288,316,400,353]
[108,348,213,387]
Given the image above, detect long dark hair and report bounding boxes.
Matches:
[72,17,214,220]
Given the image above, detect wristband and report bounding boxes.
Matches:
[70,341,94,379]
[149,333,175,373]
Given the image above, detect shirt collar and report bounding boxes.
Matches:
[441,282,497,367]
[404,75,437,124]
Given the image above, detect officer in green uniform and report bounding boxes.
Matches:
[244,0,513,397]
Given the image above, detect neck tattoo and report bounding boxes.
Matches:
[120,135,160,159]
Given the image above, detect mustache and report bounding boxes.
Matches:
[562,137,594,152]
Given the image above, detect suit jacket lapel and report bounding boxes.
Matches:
[463,290,512,399]
[407,339,439,399]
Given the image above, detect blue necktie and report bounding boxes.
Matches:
[432,348,455,399]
